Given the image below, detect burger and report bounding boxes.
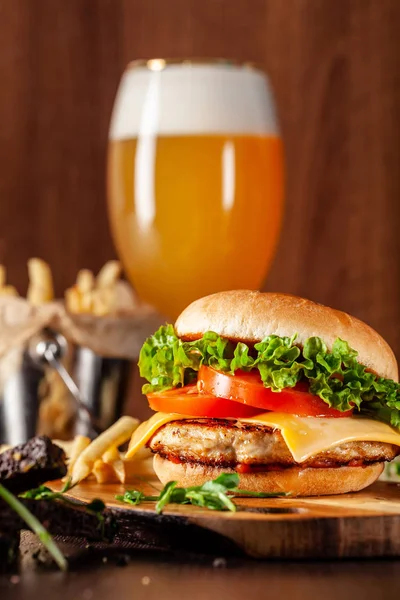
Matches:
[126,290,400,496]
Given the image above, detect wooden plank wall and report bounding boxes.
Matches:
[0,0,399,354]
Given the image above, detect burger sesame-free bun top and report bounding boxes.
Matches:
[175,290,398,382]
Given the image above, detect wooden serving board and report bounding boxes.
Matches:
[53,475,400,559]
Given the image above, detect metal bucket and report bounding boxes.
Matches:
[0,330,132,445]
[0,352,44,446]
[73,347,131,437]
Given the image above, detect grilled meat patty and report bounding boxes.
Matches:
[149,419,400,469]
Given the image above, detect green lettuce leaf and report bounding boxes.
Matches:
[138,325,400,427]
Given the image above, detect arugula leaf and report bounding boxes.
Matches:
[209,472,239,489]
[61,477,73,493]
[115,490,149,506]
[20,478,74,502]
[20,484,107,533]
[155,481,178,514]
[185,487,236,512]
[20,485,59,501]
[115,472,286,514]
[20,484,79,506]
[139,325,400,427]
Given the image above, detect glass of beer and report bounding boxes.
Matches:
[107,59,284,319]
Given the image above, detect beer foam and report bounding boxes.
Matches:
[109,63,279,139]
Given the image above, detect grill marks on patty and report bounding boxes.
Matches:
[148,419,400,469]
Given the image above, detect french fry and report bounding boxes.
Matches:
[64,261,125,315]
[65,286,82,314]
[80,292,93,313]
[71,416,139,485]
[65,435,91,478]
[76,270,95,313]
[96,260,121,289]
[0,265,19,297]
[123,448,154,480]
[27,258,54,304]
[120,446,154,481]
[0,285,19,297]
[76,269,95,294]
[92,459,119,484]
[91,288,115,316]
[123,457,155,480]
[103,446,125,483]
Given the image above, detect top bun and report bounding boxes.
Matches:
[175,290,398,381]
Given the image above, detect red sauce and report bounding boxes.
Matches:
[168,455,183,464]
[161,457,371,471]
[236,463,285,473]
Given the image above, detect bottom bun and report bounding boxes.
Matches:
[153,455,384,497]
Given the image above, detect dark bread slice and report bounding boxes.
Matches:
[0,436,67,494]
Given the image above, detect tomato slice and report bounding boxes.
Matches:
[197,366,353,418]
[147,385,264,418]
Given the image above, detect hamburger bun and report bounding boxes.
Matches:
[153,454,384,497]
[175,290,397,381]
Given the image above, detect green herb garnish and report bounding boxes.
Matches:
[155,480,181,513]
[139,325,400,428]
[115,472,287,514]
[20,482,107,539]
[0,483,67,571]
[21,484,67,501]
[21,483,106,513]
[20,477,77,505]
[115,489,154,506]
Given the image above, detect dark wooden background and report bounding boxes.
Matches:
[0,0,399,354]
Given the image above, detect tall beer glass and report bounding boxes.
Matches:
[108,59,284,318]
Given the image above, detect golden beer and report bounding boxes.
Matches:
[108,60,284,318]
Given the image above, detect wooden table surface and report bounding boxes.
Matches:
[0,532,398,600]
